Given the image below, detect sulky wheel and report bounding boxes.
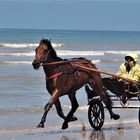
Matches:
[88,99,104,130]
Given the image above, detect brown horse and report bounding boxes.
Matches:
[32,39,120,129]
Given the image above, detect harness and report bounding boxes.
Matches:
[46,72,62,80]
[44,59,92,91]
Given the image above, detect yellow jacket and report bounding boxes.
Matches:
[117,63,140,82]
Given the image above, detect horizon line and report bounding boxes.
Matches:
[0,27,140,32]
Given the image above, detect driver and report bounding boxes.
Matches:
[117,52,140,82]
[116,53,140,103]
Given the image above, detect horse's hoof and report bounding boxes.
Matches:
[111,114,120,120]
[36,123,44,128]
[61,122,68,130]
[69,116,78,122]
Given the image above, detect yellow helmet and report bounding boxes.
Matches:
[125,53,139,62]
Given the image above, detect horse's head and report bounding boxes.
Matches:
[32,39,52,70]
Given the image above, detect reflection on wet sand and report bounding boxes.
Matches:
[59,124,139,140]
[89,130,105,140]
[0,123,139,140]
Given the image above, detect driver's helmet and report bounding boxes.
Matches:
[125,53,139,62]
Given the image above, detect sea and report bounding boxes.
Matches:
[0,29,140,132]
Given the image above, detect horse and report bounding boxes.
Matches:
[32,39,120,130]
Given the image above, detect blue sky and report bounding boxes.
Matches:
[0,0,140,31]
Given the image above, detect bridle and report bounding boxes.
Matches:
[40,49,51,65]
[38,45,70,66]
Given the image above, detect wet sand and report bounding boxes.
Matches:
[0,110,139,140]
[0,122,139,140]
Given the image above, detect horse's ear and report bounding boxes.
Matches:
[49,38,52,43]
[40,37,44,44]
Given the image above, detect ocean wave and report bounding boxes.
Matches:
[104,51,140,55]
[58,50,105,56]
[0,61,32,65]
[1,50,140,57]
[58,50,140,56]
[64,104,140,112]
[0,107,42,114]
[0,43,63,48]
[0,60,100,65]
[0,59,120,65]
[0,52,34,56]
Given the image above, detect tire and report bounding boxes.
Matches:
[88,100,104,130]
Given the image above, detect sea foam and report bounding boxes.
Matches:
[0,43,63,48]
[1,50,140,57]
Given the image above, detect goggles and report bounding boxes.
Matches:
[125,56,134,62]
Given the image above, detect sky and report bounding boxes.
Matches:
[0,0,140,31]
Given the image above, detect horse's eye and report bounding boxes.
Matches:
[43,47,48,51]
[42,45,48,51]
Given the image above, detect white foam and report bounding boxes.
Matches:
[91,59,101,64]
[1,61,32,64]
[0,52,35,56]
[0,43,63,48]
[57,50,140,57]
[0,59,101,65]
[0,43,38,48]
[0,50,140,58]
[105,51,140,55]
[57,50,105,56]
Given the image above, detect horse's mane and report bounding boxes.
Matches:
[40,39,62,61]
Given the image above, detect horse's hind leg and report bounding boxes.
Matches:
[62,92,79,130]
[89,77,120,120]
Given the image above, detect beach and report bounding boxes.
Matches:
[0,29,140,139]
[0,104,140,140]
[0,109,139,140]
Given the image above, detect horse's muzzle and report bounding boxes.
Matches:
[32,60,40,70]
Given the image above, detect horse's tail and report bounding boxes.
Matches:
[85,84,97,99]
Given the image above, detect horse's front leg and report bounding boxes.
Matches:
[62,92,79,130]
[55,98,66,120]
[55,98,78,121]
[37,91,59,128]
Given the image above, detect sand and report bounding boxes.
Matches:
[0,110,139,140]
[0,123,139,140]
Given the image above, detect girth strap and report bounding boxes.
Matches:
[46,72,62,80]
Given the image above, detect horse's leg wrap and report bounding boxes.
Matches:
[37,100,53,128]
[44,101,52,111]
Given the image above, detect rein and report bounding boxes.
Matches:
[40,60,136,83]
[41,60,69,66]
